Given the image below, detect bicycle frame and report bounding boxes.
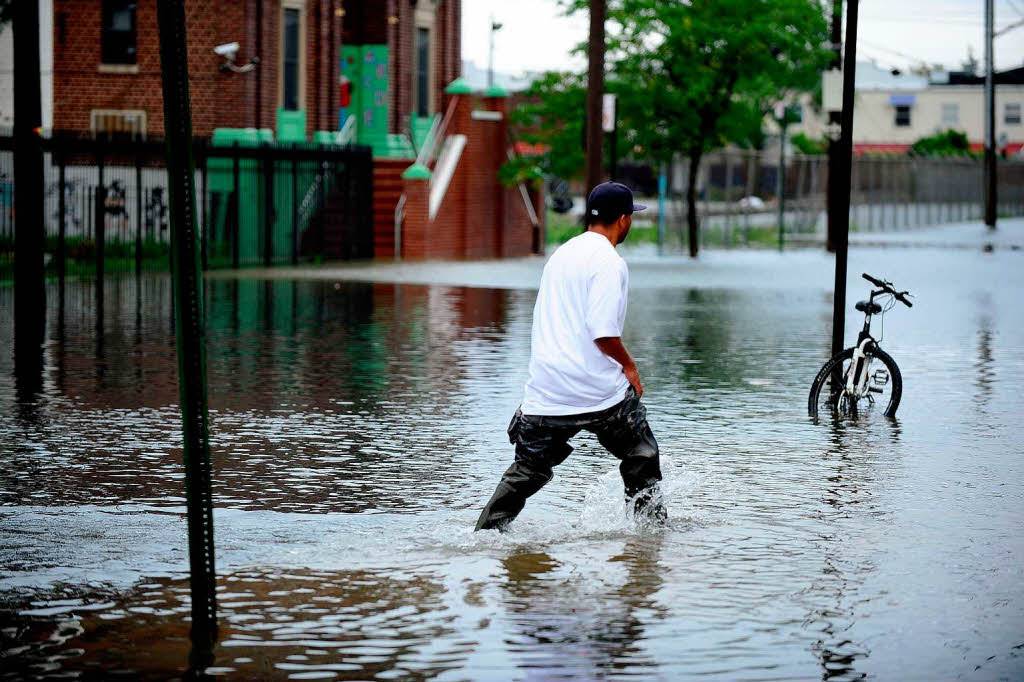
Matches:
[844,288,888,399]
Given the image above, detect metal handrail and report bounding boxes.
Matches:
[507,148,539,229]
[418,96,459,169]
[338,114,356,145]
[394,193,406,261]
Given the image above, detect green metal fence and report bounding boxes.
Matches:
[0,132,374,284]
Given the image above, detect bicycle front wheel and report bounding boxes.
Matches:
[808,346,903,418]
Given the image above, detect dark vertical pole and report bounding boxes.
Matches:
[585,0,606,193]
[778,122,786,251]
[135,143,143,277]
[318,161,327,260]
[201,142,209,271]
[58,154,67,284]
[13,0,47,409]
[95,141,106,313]
[155,0,218,651]
[291,151,299,265]
[984,0,997,228]
[825,0,843,252]
[830,0,859,388]
[263,148,273,266]
[232,144,240,269]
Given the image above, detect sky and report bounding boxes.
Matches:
[462,0,1024,80]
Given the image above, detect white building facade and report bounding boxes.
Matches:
[790,62,1024,156]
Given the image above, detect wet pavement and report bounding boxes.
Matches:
[2,233,1023,680]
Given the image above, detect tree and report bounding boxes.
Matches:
[508,70,588,182]
[600,0,831,256]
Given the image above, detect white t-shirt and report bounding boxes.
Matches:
[521,231,630,416]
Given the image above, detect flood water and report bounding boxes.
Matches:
[2,246,1023,680]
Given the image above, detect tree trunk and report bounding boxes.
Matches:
[686,149,702,258]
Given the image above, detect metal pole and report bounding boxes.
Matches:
[263,148,273,266]
[95,141,106,308]
[135,144,143,277]
[825,0,843,252]
[291,152,299,265]
[232,144,240,269]
[778,123,786,250]
[984,0,997,228]
[830,0,860,389]
[58,154,67,284]
[155,0,218,651]
[657,166,667,255]
[585,0,606,192]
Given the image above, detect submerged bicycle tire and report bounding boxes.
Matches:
[808,346,903,418]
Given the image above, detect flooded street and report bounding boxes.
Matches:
[2,242,1023,680]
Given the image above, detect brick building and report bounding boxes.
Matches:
[46,0,541,262]
[52,0,460,141]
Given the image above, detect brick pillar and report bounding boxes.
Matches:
[445,79,474,258]
[484,88,508,258]
[401,163,431,260]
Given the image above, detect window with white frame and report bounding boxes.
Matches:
[894,105,911,127]
[280,2,305,112]
[941,103,959,126]
[1006,102,1022,126]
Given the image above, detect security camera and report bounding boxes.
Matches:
[214,42,240,61]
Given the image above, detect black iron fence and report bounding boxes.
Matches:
[0,132,374,283]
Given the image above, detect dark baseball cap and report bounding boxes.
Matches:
[585,182,647,225]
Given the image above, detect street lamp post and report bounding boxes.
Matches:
[488,18,503,89]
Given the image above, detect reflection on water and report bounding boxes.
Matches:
[2,248,1024,680]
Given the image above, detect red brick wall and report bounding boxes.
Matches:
[399,91,542,261]
[53,0,338,139]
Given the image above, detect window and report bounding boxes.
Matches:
[281,7,302,111]
[1006,102,1022,126]
[90,109,147,138]
[101,1,137,65]
[894,105,911,127]
[416,28,431,118]
[941,103,959,126]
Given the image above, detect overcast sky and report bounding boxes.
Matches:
[462,0,1024,78]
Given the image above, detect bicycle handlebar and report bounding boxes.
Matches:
[862,273,913,307]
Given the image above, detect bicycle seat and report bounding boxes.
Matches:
[855,300,883,314]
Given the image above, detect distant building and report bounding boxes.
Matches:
[788,62,1024,156]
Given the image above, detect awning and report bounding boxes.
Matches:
[888,94,916,106]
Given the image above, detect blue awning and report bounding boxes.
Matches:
[889,94,916,106]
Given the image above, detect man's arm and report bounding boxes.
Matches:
[594,336,643,397]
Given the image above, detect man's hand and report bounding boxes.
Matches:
[623,363,643,397]
[594,336,643,398]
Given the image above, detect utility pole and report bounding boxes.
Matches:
[585,0,607,193]
[12,0,47,406]
[830,0,860,391]
[156,0,218,658]
[984,0,997,228]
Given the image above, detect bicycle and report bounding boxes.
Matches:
[808,273,914,419]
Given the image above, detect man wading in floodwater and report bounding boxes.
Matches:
[475,182,666,532]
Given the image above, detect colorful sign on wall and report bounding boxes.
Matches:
[339,45,390,146]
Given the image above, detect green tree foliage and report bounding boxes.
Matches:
[910,129,972,157]
[519,0,831,256]
[791,132,829,155]
[509,71,588,181]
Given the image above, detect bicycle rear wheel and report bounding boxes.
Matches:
[808,346,903,418]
